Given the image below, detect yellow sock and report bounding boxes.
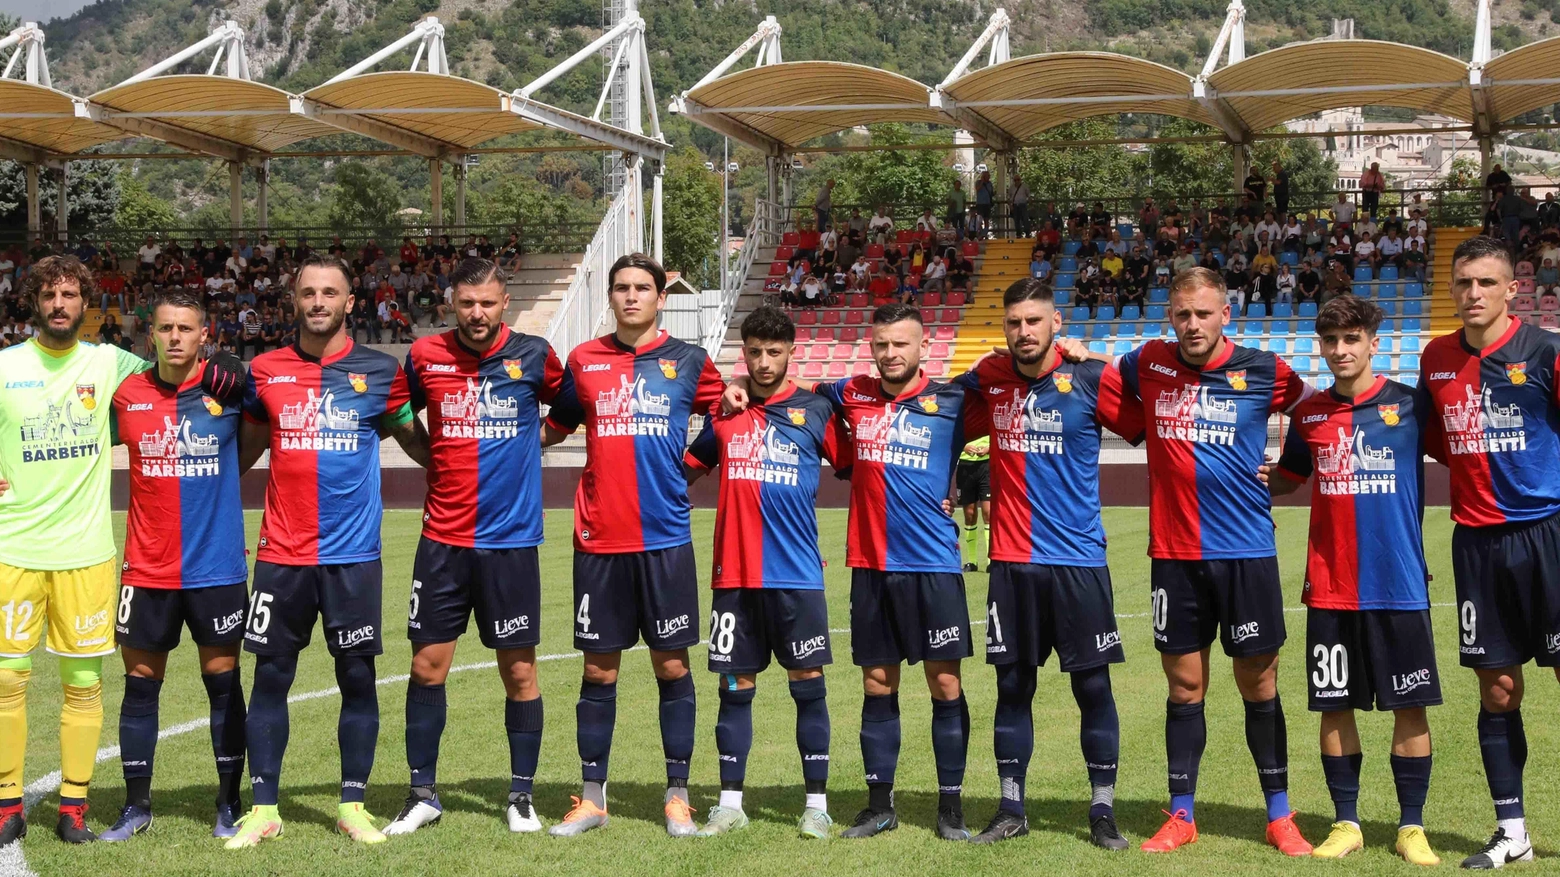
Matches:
[59,680,103,800]
[0,668,29,802]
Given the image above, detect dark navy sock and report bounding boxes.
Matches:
[789,677,830,790]
[1321,752,1362,824]
[405,682,447,788]
[1478,707,1527,820]
[247,654,299,807]
[931,694,969,807]
[505,696,543,796]
[576,680,617,783]
[1072,666,1119,818]
[658,674,696,785]
[715,680,755,789]
[201,670,245,807]
[1243,696,1290,821]
[860,693,900,791]
[1391,753,1432,827]
[1166,699,1206,821]
[335,655,379,804]
[993,663,1036,816]
[119,675,161,809]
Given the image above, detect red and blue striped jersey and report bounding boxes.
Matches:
[1421,319,1560,527]
[956,352,1144,567]
[817,373,966,573]
[1109,339,1312,560]
[684,383,851,589]
[1277,377,1430,610]
[242,340,413,566]
[406,326,564,549]
[545,331,725,553]
[113,362,246,589]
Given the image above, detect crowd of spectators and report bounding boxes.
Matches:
[776,208,975,308]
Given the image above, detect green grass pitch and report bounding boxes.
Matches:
[15,508,1560,876]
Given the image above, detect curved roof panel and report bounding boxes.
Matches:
[0,81,122,154]
[684,61,946,148]
[305,71,536,149]
[90,74,332,153]
[1208,41,1473,132]
[942,52,1213,138]
[1483,35,1560,124]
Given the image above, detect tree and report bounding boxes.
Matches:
[328,162,402,235]
[659,147,722,289]
[803,124,957,217]
[1146,118,1338,209]
[112,169,178,231]
[1019,119,1149,206]
[0,159,121,234]
[1431,156,1484,227]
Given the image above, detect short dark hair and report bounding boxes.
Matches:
[872,302,922,326]
[608,252,667,294]
[1003,278,1055,308]
[26,255,95,302]
[1315,294,1384,336]
[740,305,795,343]
[1452,235,1515,275]
[149,290,205,321]
[296,254,353,289]
[448,257,508,291]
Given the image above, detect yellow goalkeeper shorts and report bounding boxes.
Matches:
[0,559,118,658]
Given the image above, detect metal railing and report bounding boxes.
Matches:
[701,196,782,356]
[543,187,636,356]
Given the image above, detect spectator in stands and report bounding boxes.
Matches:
[1378,227,1404,269]
[1497,185,1527,248]
[1359,162,1386,217]
[1251,244,1278,278]
[1036,219,1061,258]
[1224,251,1250,315]
[399,237,420,272]
[137,236,161,278]
[814,179,834,231]
[817,228,839,276]
[1537,258,1559,297]
[380,300,412,342]
[869,205,894,244]
[1243,166,1267,203]
[882,241,904,281]
[1102,228,1126,256]
[98,266,127,314]
[973,171,995,238]
[799,272,827,308]
[259,308,281,356]
[1100,248,1124,283]
[796,221,821,263]
[948,250,974,293]
[1172,244,1198,276]
[98,312,123,348]
[1255,210,1281,246]
[935,219,958,251]
[1297,260,1321,304]
[868,264,898,306]
[1323,259,1352,303]
[1332,192,1356,230]
[830,259,848,294]
[238,305,262,361]
[1089,202,1111,236]
[499,233,524,271]
[1329,225,1354,273]
[847,207,868,238]
[1280,214,1303,252]
[1075,229,1101,259]
[1251,261,1277,312]
[1030,251,1051,281]
[1486,162,1512,197]
[1402,238,1427,281]
[916,209,938,234]
[1010,174,1031,237]
[1275,262,1296,306]
[849,253,872,290]
[1075,262,1102,317]
[1354,231,1378,271]
[1154,257,1172,288]
[1271,160,1290,217]
[1123,244,1151,302]
[946,182,967,239]
[1540,193,1560,230]
[1139,197,1160,240]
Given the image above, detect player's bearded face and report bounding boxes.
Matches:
[33,280,86,342]
[1450,255,1516,330]
[295,266,351,339]
[744,339,791,391]
[1320,328,1376,382]
[1169,285,1230,361]
[454,278,508,348]
[871,319,926,385]
[1004,300,1057,365]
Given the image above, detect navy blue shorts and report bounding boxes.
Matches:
[1151,556,1286,658]
[707,588,832,674]
[850,569,972,667]
[572,543,700,652]
[986,561,1124,671]
[1306,607,1442,712]
[243,560,383,657]
[116,582,248,653]
[1453,512,1560,668]
[409,537,541,649]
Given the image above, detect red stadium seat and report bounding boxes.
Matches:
[852,361,872,376]
[783,232,800,246]
[924,360,947,377]
[832,343,853,359]
[733,360,749,377]
[1514,294,1536,313]
[931,342,950,359]
[940,308,960,324]
[947,291,967,307]
[1518,260,1535,277]
[815,327,836,342]
[866,244,885,258]
[812,343,831,360]
[1517,278,1536,295]
[1542,295,1560,313]
[839,326,861,342]
[845,309,866,325]
[855,342,872,359]
[1545,314,1560,329]
[896,230,914,243]
[768,261,786,276]
[801,362,823,379]
[922,292,943,307]
[821,309,842,325]
[845,293,867,308]
[961,241,980,257]
[794,327,812,342]
[796,310,817,325]
[775,245,795,260]
[827,361,849,378]
[934,326,955,342]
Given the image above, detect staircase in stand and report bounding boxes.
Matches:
[950,237,1029,374]
[1428,227,1477,336]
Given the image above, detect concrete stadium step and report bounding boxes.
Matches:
[506,253,584,334]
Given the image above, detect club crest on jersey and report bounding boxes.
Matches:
[658,358,678,379]
[504,359,523,380]
[1054,372,1074,393]
[787,407,807,425]
[918,395,939,413]
[1226,370,1248,391]
[348,373,368,393]
[203,395,223,416]
[75,383,97,410]
[1507,361,1528,386]
[1378,403,1400,426]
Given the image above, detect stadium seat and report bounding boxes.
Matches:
[1299,301,1319,317]
[1071,306,1090,322]
[1354,265,1374,281]
[1379,265,1398,280]
[832,343,854,360]
[1063,240,1082,255]
[1268,338,1288,354]
[1059,256,1078,272]
[769,262,787,276]
[1121,305,1141,321]
[962,241,980,257]
[734,361,749,377]
[925,360,947,377]
[1371,354,1392,371]
[1113,341,1134,356]
[1271,320,1290,336]
[1272,303,1293,318]
[1378,337,1395,353]
[1117,223,1134,239]
[1096,305,1116,321]
[796,310,817,325]
[823,327,844,342]
[1516,295,1537,313]
[828,361,848,378]
[851,361,872,376]
[1142,323,1163,338]
[783,232,799,246]
[1400,353,1422,371]
[821,310,841,326]
[1401,336,1420,353]
[1117,322,1139,337]
[1090,323,1111,339]
[846,309,867,325]
[1293,338,1314,354]
[1402,300,1423,317]
[1248,304,1267,318]
[1056,273,1077,289]
[1404,282,1424,297]
[1299,320,1316,334]
[934,326,955,342]
[940,308,960,324]
[1545,315,1560,329]
[855,342,872,359]
[930,342,950,359]
[1280,251,1299,266]
[1378,301,1397,316]
[1352,283,1372,298]
[1518,260,1536,277]
[1380,319,1396,334]
[922,292,942,307]
[1518,279,1537,296]
[1542,295,1560,312]
[1149,288,1169,304]
[1089,341,1108,354]
[1293,356,1313,372]
[1146,304,1167,321]
[1067,324,1086,338]
[896,230,914,244]
[948,291,968,307]
[1055,289,1071,306]
[801,362,823,378]
[838,327,860,342]
[1400,374,1418,387]
[847,293,868,308]
[1400,319,1420,332]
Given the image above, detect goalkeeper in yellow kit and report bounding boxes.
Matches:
[0,256,240,846]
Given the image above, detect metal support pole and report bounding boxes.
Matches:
[651,159,663,263]
[54,164,67,245]
[25,162,38,236]
[256,161,269,232]
[1232,143,1249,198]
[454,159,467,229]
[228,161,243,237]
[722,138,730,295]
[991,151,1008,238]
[1479,136,1494,210]
[430,157,444,231]
[765,155,778,205]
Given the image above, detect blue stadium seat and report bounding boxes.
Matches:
[1242,322,1262,336]
[1294,337,1315,354]
[1121,305,1141,321]
[1280,251,1299,266]
[1371,354,1392,371]
[1400,353,1421,371]
[1400,374,1419,387]
[1299,320,1316,334]
[1378,337,1395,353]
[1401,336,1421,353]
[1268,338,1288,354]
[1248,303,1267,318]
[1057,272,1077,289]
[1113,340,1134,356]
[1272,303,1293,318]
[1117,223,1135,239]
[1377,283,1399,298]
[1063,240,1082,256]
[1401,318,1421,332]
[1148,287,1169,303]
[1213,252,1227,267]
[1142,323,1163,338]
[1315,374,1335,390]
[1272,320,1290,335]
[1117,322,1139,337]
[1299,302,1319,317]
[1379,265,1399,280]
[1402,300,1423,317]
[1378,319,1396,335]
[1089,341,1108,354]
[1054,289,1072,306]
[1354,265,1374,281]
[1404,282,1424,297]
[1059,256,1078,271]
[1146,304,1167,320]
[1096,305,1116,321]
[1352,283,1373,298]
[1293,355,1314,372]
[1071,306,1089,322]
[1067,323,1085,338]
[1378,300,1397,316]
[1090,322,1111,338]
